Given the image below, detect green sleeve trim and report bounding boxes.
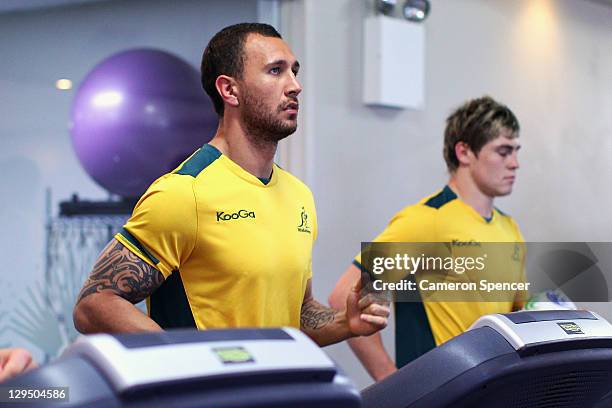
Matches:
[118,227,160,265]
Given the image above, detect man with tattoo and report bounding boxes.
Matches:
[73,23,390,346]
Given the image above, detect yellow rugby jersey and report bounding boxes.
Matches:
[115,144,316,330]
[354,185,524,366]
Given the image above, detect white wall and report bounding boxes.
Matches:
[0,0,258,356]
[280,0,612,388]
[2,0,612,390]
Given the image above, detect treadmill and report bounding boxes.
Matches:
[362,310,612,408]
[2,327,360,407]
[5,310,612,407]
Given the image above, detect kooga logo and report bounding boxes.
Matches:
[216,209,256,222]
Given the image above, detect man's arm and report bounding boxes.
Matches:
[73,238,164,334]
[0,348,37,383]
[300,276,389,348]
[329,263,397,381]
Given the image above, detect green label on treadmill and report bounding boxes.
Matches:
[213,346,255,364]
[557,321,584,335]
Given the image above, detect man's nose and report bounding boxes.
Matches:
[508,152,519,170]
[286,72,302,96]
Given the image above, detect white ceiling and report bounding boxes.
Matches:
[0,0,610,15]
[584,0,612,6]
[0,0,110,14]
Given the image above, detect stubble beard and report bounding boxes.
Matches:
[240,89,298,147]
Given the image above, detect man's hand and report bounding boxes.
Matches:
[346,279,390,337]
[300,278,389,347]
[0,348,37,383]
[330,263,396,380]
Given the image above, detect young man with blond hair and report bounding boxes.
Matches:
[330,96,524,380]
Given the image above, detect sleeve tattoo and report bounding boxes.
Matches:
[76,239,164,305]
[301,300,336,330]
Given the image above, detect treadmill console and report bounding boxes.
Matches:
[470,310,612,350]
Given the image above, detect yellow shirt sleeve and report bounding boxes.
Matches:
[354,205,436,266]
[115,174,198,279]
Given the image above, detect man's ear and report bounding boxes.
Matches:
[454,141,474,166]
[215,75,240,108]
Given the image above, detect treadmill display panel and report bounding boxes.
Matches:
[212,347,255,364]
[557,321,585,335]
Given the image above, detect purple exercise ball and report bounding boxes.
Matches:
[70,48,217,198]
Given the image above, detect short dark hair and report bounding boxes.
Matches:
[201,23,282,116]
[443,96,520,172]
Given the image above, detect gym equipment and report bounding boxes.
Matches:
[3,328,360,407]
[70,48,217,198]
[362,310,612,407]
[8,311,612,407]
